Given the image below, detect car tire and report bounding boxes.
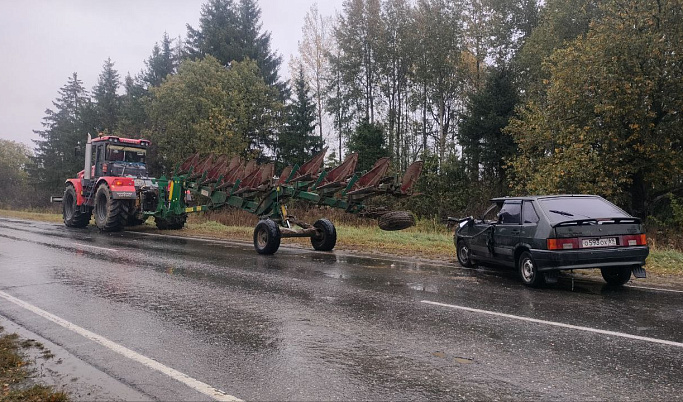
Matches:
[253,219,281,255]
[601,266,632,286]
[518,251,545,287]
[311,219,337,251]
[456,239,475,268]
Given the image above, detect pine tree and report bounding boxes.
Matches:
[458,67,517,185]
[347,121,388,172]
[118,74,148,137]
[92,58,121,133]
[144,32,177,88]
[278,66,321,168]
[33,73,91,191]
[185,0,285,95]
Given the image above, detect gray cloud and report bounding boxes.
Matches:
[0,0,339,146]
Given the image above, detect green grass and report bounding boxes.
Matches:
[2,208,681,276]
[646,248,683,275]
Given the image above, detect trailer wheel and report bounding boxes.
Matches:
[311,219,337,251]
[253,219,281,255]
[155,214,186,230]
[94,184,130,232]
[63,185,91,228]
[378,211,415,231]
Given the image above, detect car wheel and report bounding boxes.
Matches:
[601,267,632,286]
[456,240,475,268]
[518,251,545,287]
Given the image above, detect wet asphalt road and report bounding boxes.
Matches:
[1,218,682,401]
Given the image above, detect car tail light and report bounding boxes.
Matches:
[622,234,647,246]
[547,238,580,250]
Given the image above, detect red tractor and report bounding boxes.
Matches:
[59,134,161,231]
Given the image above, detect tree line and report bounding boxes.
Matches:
[4,0,683,226]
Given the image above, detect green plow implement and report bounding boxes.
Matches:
[149,149,423,254]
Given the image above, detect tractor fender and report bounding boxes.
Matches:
[96,177,138,200]
[65,178,85,205]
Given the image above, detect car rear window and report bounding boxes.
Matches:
[538,197,629,222]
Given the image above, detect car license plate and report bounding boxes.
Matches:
[582,237,617,248]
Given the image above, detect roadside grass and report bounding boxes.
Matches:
[0,208,63,224]
[0,326,68,401]
[1,208,681,276]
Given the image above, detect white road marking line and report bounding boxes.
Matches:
[0,290,241,401]
[626,285,683,294]
[421,300,683,349]
[73,243,118,252]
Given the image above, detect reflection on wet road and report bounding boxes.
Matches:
[1,218,682,400]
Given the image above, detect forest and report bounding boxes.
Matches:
[1,0,682,229]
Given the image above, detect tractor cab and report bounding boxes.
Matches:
[90,136,151,180]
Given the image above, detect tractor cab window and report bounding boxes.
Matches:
[106,145,146,164]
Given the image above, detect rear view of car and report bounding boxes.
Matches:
[531,195,649,285]
[455,195,649,287]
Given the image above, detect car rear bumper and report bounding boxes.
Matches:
[530,246,649,272]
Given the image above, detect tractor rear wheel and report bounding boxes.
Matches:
[94,184,130,232]
[311,219,336,251]
[154,214,186,230]
[63,185,91,228]
[253,219,281,255]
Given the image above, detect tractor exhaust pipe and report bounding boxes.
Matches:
[83,133,93,180]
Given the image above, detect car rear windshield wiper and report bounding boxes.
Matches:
[549,210,574,217]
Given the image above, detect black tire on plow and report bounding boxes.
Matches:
[253,219,281,255]
[378,211,415,231]
[311,219,337,251]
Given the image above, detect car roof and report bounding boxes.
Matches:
[490,194,601,202]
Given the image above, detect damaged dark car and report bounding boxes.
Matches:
[452,195,649,287]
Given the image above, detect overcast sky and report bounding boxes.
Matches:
[0,0,339,147]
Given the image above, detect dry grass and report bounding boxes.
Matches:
[0,328,68,401]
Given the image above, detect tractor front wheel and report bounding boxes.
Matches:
[253,219,281,255]
[311,219,336,251]
[63,185,91,228]
[94,184,130,232]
